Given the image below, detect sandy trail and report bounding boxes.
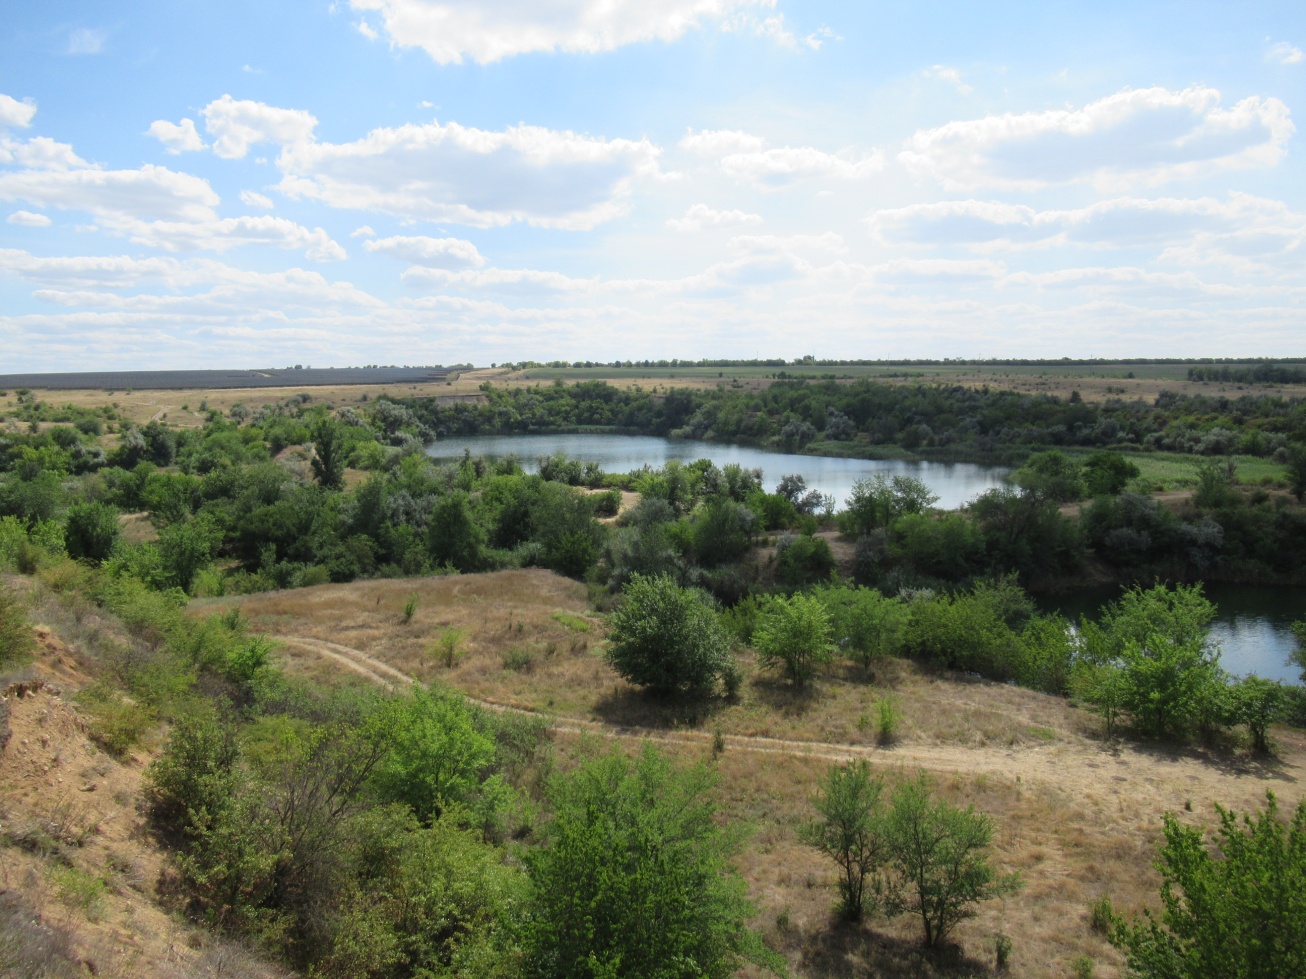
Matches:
[278,636,1302,817]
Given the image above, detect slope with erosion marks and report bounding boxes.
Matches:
[208,570,1306,979]
[0,597,292,979]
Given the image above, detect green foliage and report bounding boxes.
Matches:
[1071,662,1129,737]
[753,592,835,685]
[372,687,511,831]
[801,760,888,921]
[157,515,221,593]
[811,582,908,666]
[76,682,154,756]
[1082,451,1141,496]
[1287,445,1306,502]
[1110,793,1306,979]
[592,488,622,517]
[523,743,782,979]
[63,501,121,564]
[876,695,901,745]
[402,592,419,622]
[431,627,465,668]
[994,932,1013,970]
[311,419,348,490]
[1088,895,1116,935]
[1118,634,1226,740]
[775,533,835,587]
[841,474,938,536]
[690,497,755,568]
[0,586,33,665]
[145,708,241,834]
[882,772,1022,947]
[1229,676,1287,755]
[1014,449,1084,502]
[427,492,485,572]
[605,573,734,695]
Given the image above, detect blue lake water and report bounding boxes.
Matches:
[427,433,1304,684]
[426,432,1007,511]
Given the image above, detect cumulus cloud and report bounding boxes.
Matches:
[148,118,207,154]
[0,164,345,260]
[1267,41,1304,64]
[364,234,485,268]
[867,194,1306,259]
[67,28,107,55]
[922,65,973,94]
[0,136,88,171]
[899,86,1294,189]
[201,95,318,160]
[240,190,274,209]
[7,210,51,227]
[666,203,763,231]
[276,118,661,228]
[347,0,775,64]
[680,128,883,187]
[0,95,37,129]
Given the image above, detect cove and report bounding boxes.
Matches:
[425,432,1008,511]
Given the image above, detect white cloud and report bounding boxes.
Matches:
[0,95,37,129]
[1267,41,1304,64]
[0,163,345,260]
[348,0,775,65]
[0,136,88,170]
[666,203,763,231]
[899,86,1295,189]
[922,65,973,94]
[67,28,107,55]
[7,210,51,227]
[680,128,883,188]
[276,118,661,228]
[350,225,376,237]
[201,95,318,160]
[240,190,275,209]
[148,118,207,154]
[364,234,485,268]
[867,194,1306,258]
[357,19,380,40]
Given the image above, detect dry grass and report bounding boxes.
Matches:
[200,569,1306,979]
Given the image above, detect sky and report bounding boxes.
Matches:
[0,1,1303,370]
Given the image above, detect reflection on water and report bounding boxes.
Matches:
[1039,583,1306,685]
[426,433,1007,511]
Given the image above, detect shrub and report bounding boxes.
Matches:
[811,582,909,666]
[77,683,154,757]
[1229,676,1288,756]
[883,771,1022,947]
[0,588,33,665]
[753,592,835,685]
[1110,793,1306,979]
[876,695,901,745]
[775,533,835,587]
[592,488,622,517]
[605,573,735,695]
[523,744,783,979]
[1088,894,1115,935]
[63,501,121,564]
[801,760,888,921]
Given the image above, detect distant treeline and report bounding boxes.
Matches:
[404,378,1306,460]
[503,357,1306,370]
[1188,363,1306,385]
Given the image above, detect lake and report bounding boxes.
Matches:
[425,432,1007,510]
[426,433,1303,685]
[1039,583,1305,685]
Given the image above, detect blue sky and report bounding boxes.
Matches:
[0,1,1303,370]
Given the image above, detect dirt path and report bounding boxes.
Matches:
[277,636,1302,814]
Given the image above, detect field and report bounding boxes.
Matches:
[191,570,1306,979]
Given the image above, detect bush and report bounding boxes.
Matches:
[592,488,622,517]
[0,588,33,665]
[605,573,734,695]
[775,533,835,587]
[1229,676,1288,755]
[883,771,1022,947]
[523,744,783,979]
[802,760,888,921]
[753,592,836,685]
[63,501,121,564]
[1110,792,1306,979]
[77,682,154,756]
[811,582,908,666]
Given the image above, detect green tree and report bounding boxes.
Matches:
[1287,445,1306,502]
[1071,661,1128,737]
[1119,634,1226,740]
[63,500,121,564]
[605,573,734,695]
[1110,793,1306,979]
[883,772,1021,947]
[753,592,835,685]
[427,492,485,572]
[311,419,347,490]
[157,515,221,593]
[523,744,782,979]
[1229,676,1288,756]
[841,474,938,536]
[811,582,909,667]
[1290,620,1305,685]
[1082,450,1141,496]
[802,760,888,921]
[1014,450,1084,502]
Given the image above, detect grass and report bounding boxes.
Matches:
[198,569,1306,978]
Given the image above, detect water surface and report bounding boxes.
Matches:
[426,433,1007,511]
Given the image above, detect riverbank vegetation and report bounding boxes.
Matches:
[2,372,1305,975]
